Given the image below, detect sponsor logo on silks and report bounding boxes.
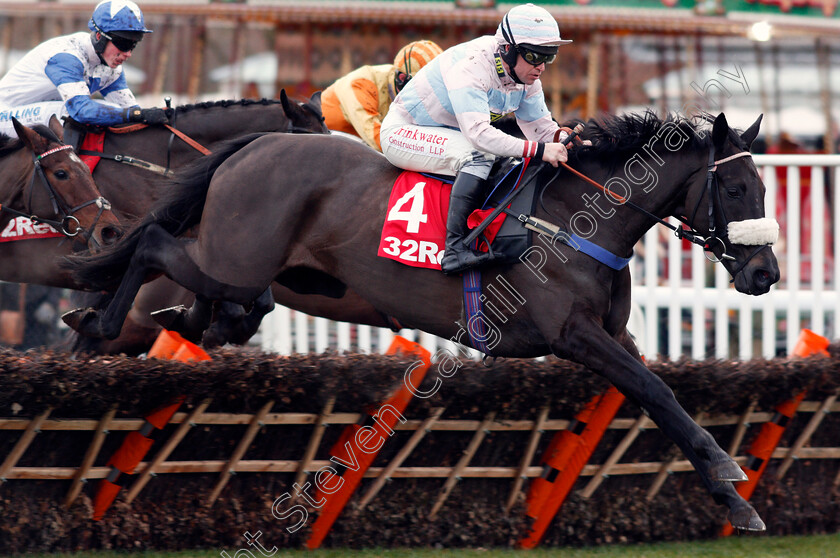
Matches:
[494,53,506,78]
[387,127,449,159]
[490,111,512,123]
[0,106,41,123]
[0,216,62,242]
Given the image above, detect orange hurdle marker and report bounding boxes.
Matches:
[305,336,431,549]
[520,386,626,548]
[720,329,830,536]
[92,330,210,520]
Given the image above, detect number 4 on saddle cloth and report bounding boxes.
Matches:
[378,159,538,271]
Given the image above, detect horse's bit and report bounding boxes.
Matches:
[1,144,111,244]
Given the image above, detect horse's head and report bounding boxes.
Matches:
[15,117,122,249]
[678,113,780,295]
[279,89,329,134]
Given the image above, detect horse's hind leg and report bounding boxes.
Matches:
[65,223,266,340]
[554,315,764,531]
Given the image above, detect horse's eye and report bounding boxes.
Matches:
[53,170,69,180]
[726,187,742,199]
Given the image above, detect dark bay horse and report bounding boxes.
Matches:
[64,112,779,530]
[0,92,326,288]
[0,117,120,252]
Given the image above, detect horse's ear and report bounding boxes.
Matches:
[740,114,763,149]
[310,90,322,112]
[280,89,292,115]
[48,115,64,142]
[12,118,46,152]
[712,113,729,150]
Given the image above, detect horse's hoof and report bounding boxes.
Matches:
[151,305,204,344]
[201,325,228,349]
[709,459,748,482]
[61,307,98,335]
[150,305,188,331]
[728,503,766,532]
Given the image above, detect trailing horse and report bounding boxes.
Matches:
[0,92,326,288]
[0,116,120,254]
[0,93,327,353]
[64,111,779,530]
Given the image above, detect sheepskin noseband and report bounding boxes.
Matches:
[727,218,779,246]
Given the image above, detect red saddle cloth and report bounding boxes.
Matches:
[78,132,105,173]
[378,171,507,270]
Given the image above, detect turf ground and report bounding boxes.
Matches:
[17,532,840,558]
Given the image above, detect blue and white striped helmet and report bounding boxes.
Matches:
[497,4,571,48]
[88,0,152,36]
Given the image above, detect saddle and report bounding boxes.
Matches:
[63,117,176,177]
[379,158,543,270]
[429,157,544,263]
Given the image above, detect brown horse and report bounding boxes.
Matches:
[64,112,779,530]
[0,92,326,289]
[0,117,120,253]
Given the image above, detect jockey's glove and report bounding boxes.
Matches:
[127,107,168,125]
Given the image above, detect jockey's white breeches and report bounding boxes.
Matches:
[0,101,67,138]
[0,99,123,138]
[381,110,496,179]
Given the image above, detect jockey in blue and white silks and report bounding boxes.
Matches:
[0,0,166,138]
[380,3,575,275]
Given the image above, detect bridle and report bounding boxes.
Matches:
[541,143,776,280]
[1,144,111,245]
[680,148,775,279]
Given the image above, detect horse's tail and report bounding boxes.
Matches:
[63,132,271,290]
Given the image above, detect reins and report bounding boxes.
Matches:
[555,148,755,258]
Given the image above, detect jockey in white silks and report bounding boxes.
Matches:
[380,3,576,275]
[0,0,167,139]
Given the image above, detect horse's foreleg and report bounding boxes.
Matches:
[201,287,273,348]
[554,314,764,531]
[202,301,245,348]
[228,287,274,345]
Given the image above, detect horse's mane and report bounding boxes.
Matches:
[0,124,60,157]
[173,98,286,114]
[575,111,703,159]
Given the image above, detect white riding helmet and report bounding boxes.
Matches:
[496,3,572,50]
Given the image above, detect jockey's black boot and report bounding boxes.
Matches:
[440,171,496,275]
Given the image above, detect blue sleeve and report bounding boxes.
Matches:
[514,89,550,123]
[44,53,129,125]
[64,95,130,126]
[44,53,86,88]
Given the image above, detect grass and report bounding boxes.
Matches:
[13,532,840,558]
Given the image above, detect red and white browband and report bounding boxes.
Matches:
[36,144,74,161]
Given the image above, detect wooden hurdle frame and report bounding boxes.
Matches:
[3,399,839,525]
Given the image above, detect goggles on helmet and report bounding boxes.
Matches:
[517,46,556,66]
[108,34,139,53]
